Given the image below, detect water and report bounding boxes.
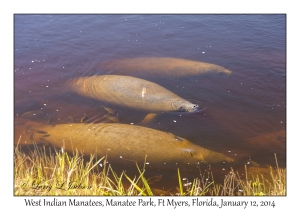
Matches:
[14,14,286,189]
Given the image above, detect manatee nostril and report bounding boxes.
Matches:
[186,100,205,112]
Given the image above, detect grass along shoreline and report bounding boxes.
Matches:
[14,144,286,196]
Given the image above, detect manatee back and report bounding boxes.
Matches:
[102,57,232,77]
[27,123,233,167]
[67,75,185,112]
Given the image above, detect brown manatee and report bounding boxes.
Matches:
[66,75,199,113]
[244,130,286,154]
[21,123,234,168]
[100,57,232,77]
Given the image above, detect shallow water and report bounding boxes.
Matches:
[14,14,286,189]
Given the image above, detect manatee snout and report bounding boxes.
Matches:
[222,68,232,76]
[184,103,199,112]
[172,101,199,112]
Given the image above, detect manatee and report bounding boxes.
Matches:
[21,123,234,168]
[66,75,199,113]
[100,57,232,77]
[244,130,286,153]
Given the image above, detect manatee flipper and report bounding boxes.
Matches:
[21,109,44,117]
[81,113,88,123]
[248,160,260,167]
[68,116,76,123]
[146,175,163,184]
[100,105,116,115]
[141,113,158,124]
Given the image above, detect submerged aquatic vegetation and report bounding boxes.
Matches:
[14,143,286,196]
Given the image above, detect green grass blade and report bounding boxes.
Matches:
[177,168,184,195]
[124,172,146,195]
[136,163,153,196]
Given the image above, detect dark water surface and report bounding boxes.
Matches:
[14,15,286,190]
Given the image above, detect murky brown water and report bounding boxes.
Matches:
[14,14,286,189]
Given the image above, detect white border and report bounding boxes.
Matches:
[3,0,297,208]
